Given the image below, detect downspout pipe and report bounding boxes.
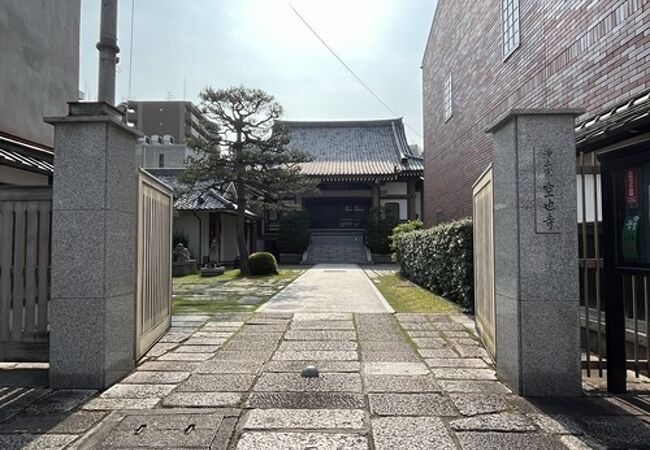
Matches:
[193,211,203,266]
[97,0,119,105]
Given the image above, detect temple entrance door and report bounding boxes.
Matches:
[303,197,371,228]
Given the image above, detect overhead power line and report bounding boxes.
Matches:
[286,1,422,139]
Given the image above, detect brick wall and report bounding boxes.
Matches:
[422,0,650,225]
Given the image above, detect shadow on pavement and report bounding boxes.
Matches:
[515,390,650,448]
[0,364,103,449]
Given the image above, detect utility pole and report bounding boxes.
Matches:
[97,0,119,105]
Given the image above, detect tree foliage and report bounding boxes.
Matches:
[180,85,316,274]
[278,209,311,253]
[363,207,399,254]
[389,219,423,260]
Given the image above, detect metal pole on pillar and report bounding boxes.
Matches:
[97,0,119,105]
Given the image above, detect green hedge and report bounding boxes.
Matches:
[389,219,423,261]
[395,218,473,311]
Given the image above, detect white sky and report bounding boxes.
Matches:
[80,0,438,145]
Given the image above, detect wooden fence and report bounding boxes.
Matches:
[135,170,174,359]
[472,165,496,358]
[0,187,52,361]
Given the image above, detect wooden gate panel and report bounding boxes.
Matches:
[472,166,496,358]
[136,170,173,359]
[0,187,52,361]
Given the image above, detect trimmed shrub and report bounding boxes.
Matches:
[363,207,399,254]
[278,209,311,253]
[389,219,423,260]
[395,218,473,311]
[248,252,279,275]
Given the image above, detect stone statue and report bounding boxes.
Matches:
[208,238,219,264]
[173,243,191,262]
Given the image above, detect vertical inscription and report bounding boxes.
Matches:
[536,146,561,234]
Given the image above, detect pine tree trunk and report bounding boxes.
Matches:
[236,180,250,275]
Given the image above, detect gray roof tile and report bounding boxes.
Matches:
[281,119,423,177]
[145,169,250,214]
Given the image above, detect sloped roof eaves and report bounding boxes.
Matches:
[146,169,258,218]
[174,188,231,211]
[576,90,650,150]
[299,160,399,176]
[174,188,258,218]
[284,119,422,177]
[0,136,54,174]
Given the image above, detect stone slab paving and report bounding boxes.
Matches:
[2,311,650,448]
[259,264,394,313]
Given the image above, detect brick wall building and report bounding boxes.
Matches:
[422,0,650,224]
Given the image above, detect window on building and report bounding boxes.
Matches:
[385,202,400,223]
[159,153,165,168]
[502,0,520,58]
[435,210,444,225]
[444,75,453,122]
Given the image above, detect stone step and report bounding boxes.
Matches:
[305,230,369,263]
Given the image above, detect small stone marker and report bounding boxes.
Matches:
[301,365,319,378]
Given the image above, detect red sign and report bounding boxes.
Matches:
[625,168,639,208]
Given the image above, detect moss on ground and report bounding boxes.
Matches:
[374,273,460,313]
[172,269,303,314]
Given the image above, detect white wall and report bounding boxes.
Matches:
[174,211,209,262]
[380,182,407,196]
[577,174,602,223]
[303,190,372,198]
[220,214,239,262]
[0,0,80,146]
[380,199,408,221]
[136,144,189,169]
[174,211,250,264]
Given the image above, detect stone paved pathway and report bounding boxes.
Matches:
[3,311,649,449]
[259,264,393,313]
[172,267,306,312]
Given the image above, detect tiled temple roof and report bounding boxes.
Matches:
[145,168,257,217]
[281,118,423,179]
[576,90,650,151]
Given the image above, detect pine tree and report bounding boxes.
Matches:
[181,85,315,275]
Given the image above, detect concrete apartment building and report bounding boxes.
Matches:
[0,0,80,185]
[125,100,211,144]
[135,137,194,169]
[422,0,650,224]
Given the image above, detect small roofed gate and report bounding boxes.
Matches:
[472,166,496,358]
[0,187,52,361]
[135,170,173,359]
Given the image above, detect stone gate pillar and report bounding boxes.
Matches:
[487,108,583,397]
[46,102,140,389]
